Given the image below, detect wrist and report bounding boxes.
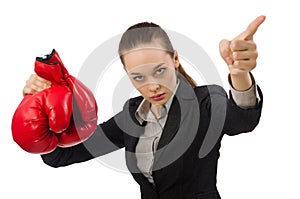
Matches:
[229,72,252,91]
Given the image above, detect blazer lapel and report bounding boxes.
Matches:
[156,96,181,150]
[122,96,145,173]
[152,74,200,172]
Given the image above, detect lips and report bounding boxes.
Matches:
[151,93,165,99]
[150,93,166,101]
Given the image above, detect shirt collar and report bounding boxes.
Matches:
[135,79,180,124]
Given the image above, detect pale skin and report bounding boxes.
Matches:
[23,15,265,118]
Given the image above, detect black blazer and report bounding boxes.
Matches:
[41,76,263,199]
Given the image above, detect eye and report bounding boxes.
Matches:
[155,67,166,75]
[133,75,144,81]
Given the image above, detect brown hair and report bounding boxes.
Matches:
[118,22,197,87]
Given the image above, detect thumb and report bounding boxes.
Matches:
[219,39,233,65]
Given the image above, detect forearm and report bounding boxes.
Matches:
[230,72,252,91]
[41,119,126,167]
[223,84,263,135]
[41,142,94,168]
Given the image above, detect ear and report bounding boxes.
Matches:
[173,50,180,69]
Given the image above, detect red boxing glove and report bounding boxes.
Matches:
[41,50,98,147]
[12,49,98,154]
[12,56,72,153]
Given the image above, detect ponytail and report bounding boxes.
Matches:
[177,63,197,87]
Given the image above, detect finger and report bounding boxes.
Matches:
[232,51,258,61]
[228,65,248,76]
[29,84,45,92]
[232,60,256,71]
[23,87,32,96]
[235,15,266,40]
[219,39,233,65]
[29,74,36,80]
[23,86,37,96]
[36,75,51,85]
[33,78,51,89]
[230,40,257,51]
[24,87,40,95]
[25,79,50,93]
[30,74,51,88]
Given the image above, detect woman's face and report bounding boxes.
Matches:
[123,46,179,106]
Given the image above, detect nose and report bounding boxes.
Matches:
[148,83,160,92]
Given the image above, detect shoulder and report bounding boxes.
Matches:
[121,95,143,110]
[193,85,229,122]
[193,84,227,101]
[128,95,143,105]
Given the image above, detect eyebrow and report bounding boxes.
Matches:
[129,63,165,75]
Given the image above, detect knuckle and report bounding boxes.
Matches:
[230,41,237,50]
[247,61,256,71]
[29,74,37,83]
[233,60,241,66]
[30,74,36,79]
[33,74,38,80]
[230,40,243,50]
[219,39,230,47]
[37,75,47,83]
[31,84,38,91]
[34,80,42,87]
[232,52,238,60]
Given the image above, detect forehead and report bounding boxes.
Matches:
[123,48,171,72]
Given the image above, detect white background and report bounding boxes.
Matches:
[1,0,299,198]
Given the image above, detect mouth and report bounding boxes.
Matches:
[151,93,166,101]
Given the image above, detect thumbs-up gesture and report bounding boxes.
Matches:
[219,15,266,91]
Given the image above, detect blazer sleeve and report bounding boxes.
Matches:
[41,102,128,168]
[222,84,263,136]
[198,84,263,136]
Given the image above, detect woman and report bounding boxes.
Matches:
[23,16,265,199]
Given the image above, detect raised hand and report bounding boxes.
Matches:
[219,15,266,91]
